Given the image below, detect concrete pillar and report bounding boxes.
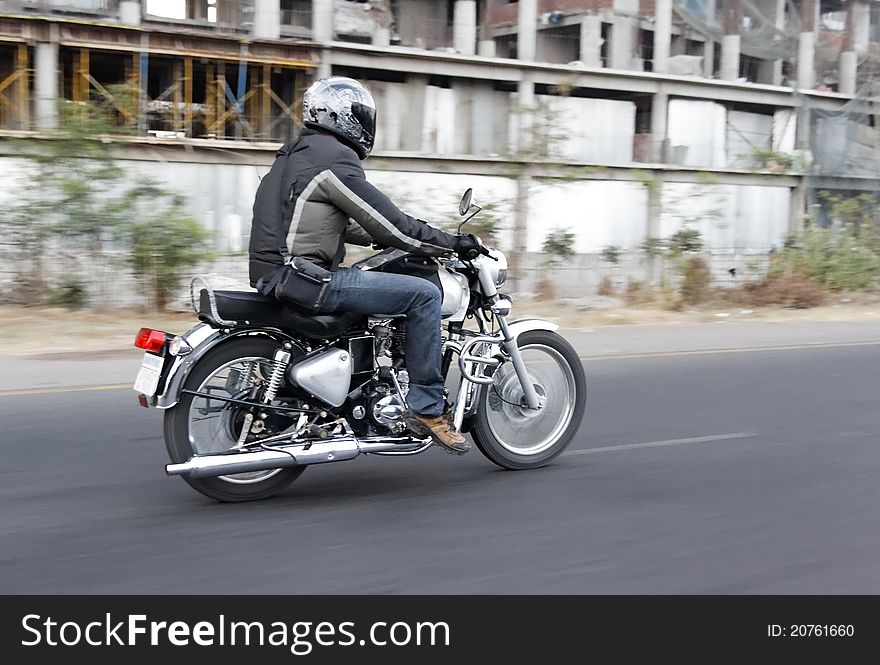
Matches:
[853,0,870,55]
[402,74,428,152]
[797,32,815,89]
[509,166,532,295]
[789,181,806,234]
[646,173,665,276]
[609,17,636,70]
[839,50,858,95]
[702,0,716,77]
[253,0,280,39]
[579,15,602,68]
[471,82,495,155]
[478,40,497,57]
[798,0,815,90]
[772,0,785,85]
[721,0,741,81]
[313,0,334,42]
[374,26,391,47]
[453,79,473,154]
[477,2,496,57]
[118,1,141,26]
[453,1,477,56]
[518,0,537,62]
[757,0,784,84]
[312,0,334,79]
[516,76,535,155]
[187,0,208,21]
[839,0,863,94]
[721,35,740,81]
[653,0,672,74]
[34,41,58,130]
[650,89,668,163]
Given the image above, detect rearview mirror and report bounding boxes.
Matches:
[459,188,473,216]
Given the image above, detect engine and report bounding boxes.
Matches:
[347,378,408,436]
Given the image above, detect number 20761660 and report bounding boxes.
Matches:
[768,625,854,638]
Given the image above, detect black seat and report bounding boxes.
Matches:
[199,290,365,339]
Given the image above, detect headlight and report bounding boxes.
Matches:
[491,250,508,286]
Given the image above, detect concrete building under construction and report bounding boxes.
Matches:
[1,1,879,297]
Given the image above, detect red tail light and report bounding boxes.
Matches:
[134,328,167,354]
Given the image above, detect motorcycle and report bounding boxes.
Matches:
[132,189,587,502]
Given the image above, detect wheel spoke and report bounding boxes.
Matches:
[187,355,285,484]
[483,344,577,456]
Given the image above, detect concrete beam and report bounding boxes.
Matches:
[325,43,852,111]
[1,133,820,190]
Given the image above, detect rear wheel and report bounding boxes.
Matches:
[164,337,305,502]
[471,330,586,470]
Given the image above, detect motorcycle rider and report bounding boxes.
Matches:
[248,76,483,455]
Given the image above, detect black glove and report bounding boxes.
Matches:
[455,233,485,260]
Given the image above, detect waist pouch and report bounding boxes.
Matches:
[256,257,333,313]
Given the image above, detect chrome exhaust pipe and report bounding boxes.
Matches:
[165,435,432,479]
[358,436,432,455]
[165,435,360,478]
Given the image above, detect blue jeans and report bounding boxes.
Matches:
[317,267,446,417]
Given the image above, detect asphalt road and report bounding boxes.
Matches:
[2,343,879,594]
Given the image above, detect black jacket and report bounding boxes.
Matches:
[248,129,457,287]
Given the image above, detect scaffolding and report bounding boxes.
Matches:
[0,10,316,139]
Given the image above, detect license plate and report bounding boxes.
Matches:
[133,352,165,397]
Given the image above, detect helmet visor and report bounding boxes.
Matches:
[351,101,376,144]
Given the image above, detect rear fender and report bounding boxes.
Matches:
[155,324,292,409]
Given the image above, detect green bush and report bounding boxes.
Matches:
[772,224,880,291]
[126,199,213,310]
[46,273,89,309]
[542,228,576,265]
[679,256,712,305]
[0,107,212,309]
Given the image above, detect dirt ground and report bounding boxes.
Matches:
[1,294,879,357]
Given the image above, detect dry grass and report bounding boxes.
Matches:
[0,305,197,356]
[512,294,880,329]
[1,294,879,356]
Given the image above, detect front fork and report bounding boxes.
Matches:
[448,311,542,431]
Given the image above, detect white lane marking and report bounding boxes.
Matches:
[565,432,755,456]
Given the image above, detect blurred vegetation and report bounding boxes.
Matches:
[0,102,212,310]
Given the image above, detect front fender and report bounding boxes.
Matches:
[155,324,292,409]
[505,318,560,342]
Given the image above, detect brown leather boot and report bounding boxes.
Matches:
[403,409,470,455]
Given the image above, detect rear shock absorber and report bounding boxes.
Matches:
[262,344,292,404]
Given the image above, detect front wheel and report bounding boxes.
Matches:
[471,330,586,470]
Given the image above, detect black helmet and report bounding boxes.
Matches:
[302,76,377,159]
